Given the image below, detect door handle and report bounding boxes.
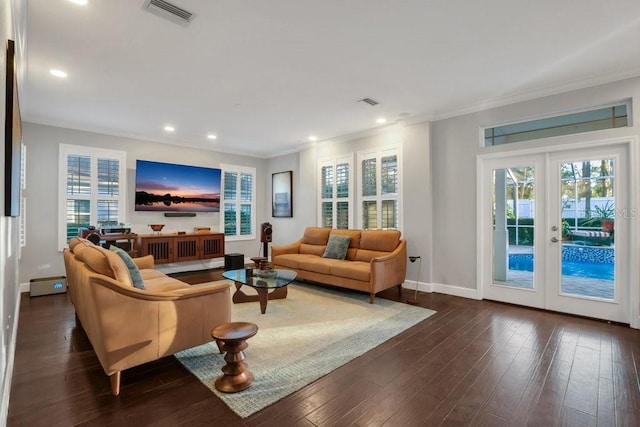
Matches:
[551,226,558,231]
[550,237,559,243]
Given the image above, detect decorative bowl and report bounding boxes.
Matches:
[149,224,165,233]
[256,269,277,279]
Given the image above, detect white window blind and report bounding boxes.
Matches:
[58,144,126,250]
[318,155,353,229]
[221,164,256,240]
[357,147,401,230]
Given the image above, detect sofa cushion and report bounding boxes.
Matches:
[299,243,327,256]
[299,257,346,274]
[143,276,192,292]
[272,253,319,269]
[301,227,331,245]
[322,235,351,260]
[110,246,145,290]
[359,230,401,252]
[73,243,133,287]
[330,261,371,282]
[69,237,91,251]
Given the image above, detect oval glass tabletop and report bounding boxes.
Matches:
[222,269,297,289]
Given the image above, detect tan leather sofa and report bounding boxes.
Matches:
[63,237,232,395]
[271,227,407,303]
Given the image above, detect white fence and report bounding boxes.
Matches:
[507,197,613,219]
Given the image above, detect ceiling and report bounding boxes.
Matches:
[20,0,640,157]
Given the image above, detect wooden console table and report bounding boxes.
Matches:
[78,228,138,257]
[137,232,225,264]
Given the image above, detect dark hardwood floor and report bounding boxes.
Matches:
[8,270,640,426]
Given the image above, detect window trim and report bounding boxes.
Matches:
[220,163,256,241]
[356,146,402,231]
[57,144,126,251]
[317,154,354,229]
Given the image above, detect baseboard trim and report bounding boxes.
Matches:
[402,281,480,300]
[1,291,22,425]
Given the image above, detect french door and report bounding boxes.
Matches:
[479,144,629,323]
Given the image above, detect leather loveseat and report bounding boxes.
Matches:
[271,227,407,303]
[63,237,232,395]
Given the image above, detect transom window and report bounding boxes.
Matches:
[484,103,629,147]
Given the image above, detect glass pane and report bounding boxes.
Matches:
[362,200,377,229]
[97,158,119,196]
[321,166,333,199]
[240,173,252,202]
[66,199,90,242]
[322,202,333,228]
[381,155,398,195]
[224,203,236,235]
[484,104,628,147]
[224,172,237,200]
[560,158,615,300]
[493,166,535,289]
[336,163,349,198]
[381,200,397,229]
[336,201,349,229]
[240,204,252,235]
[67,155,91,196]
[361,158,376,197]
[97,200,118,225]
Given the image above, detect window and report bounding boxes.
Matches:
[221,164,256,240]
[483,103,629,147]
[357,147,401,230]
[58,144,126,250]
[318,155,353,229]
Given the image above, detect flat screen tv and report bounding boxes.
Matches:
[134,160,221,212]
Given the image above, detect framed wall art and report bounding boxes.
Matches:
[5,39,22,217]
[272,171,292,217]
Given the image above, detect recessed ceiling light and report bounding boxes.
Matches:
[308,135,318,142]
[164,125,175,132]
[68,0,88,5]
[207,134,217,140]
[376,117,387,124]
[49,69,67,78]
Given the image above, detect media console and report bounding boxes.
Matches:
[137,232,225,264]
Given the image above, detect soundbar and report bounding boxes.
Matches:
[164,212,197,217]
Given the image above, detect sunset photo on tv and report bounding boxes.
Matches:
[134,160,221,212]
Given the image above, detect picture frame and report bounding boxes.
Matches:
[272,171,292,217]
[4,39,22,217]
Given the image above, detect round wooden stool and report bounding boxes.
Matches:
[211,322,258,393]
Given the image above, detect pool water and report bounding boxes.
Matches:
[509,255,613,280]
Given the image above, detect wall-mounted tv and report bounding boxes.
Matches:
[134,160,221,212]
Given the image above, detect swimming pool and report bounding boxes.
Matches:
[508,253,614,280]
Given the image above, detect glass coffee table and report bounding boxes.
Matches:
[222,269,297,314]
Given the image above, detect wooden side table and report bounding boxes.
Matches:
[211,322,258,393]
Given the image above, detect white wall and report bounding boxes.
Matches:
[1,0,26,422]
[19,123,270,283]
[430,77,640,300]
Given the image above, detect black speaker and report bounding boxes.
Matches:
[261,222,273,243]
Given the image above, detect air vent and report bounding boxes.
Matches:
[143,0,195,25]
[360,98,379,106]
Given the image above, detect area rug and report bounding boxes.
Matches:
[175,283,436,418]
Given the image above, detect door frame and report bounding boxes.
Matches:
[476,136,640,328]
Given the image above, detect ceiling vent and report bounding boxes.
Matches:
[360,98,379,106]
[143,0,195,25]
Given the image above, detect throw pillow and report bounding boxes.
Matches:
[322,235,351,260]
[110,246,145,290]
